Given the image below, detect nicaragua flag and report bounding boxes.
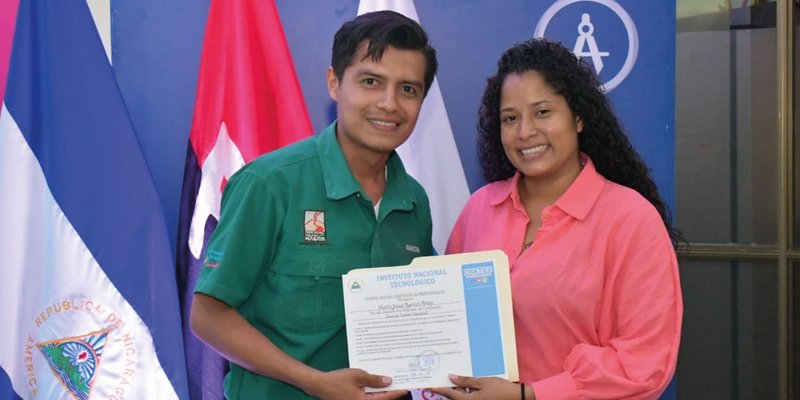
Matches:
[176,0,313,398]
[357,0,471,254]
[0,1,188,399]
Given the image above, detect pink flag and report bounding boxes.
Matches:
[0,0,19,106]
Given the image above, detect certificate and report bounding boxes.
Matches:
[342,250,518,391]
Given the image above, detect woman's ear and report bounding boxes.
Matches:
[576,116,584,134]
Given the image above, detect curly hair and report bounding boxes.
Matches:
[478,38,681,245]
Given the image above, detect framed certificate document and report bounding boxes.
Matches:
[342,250,518,391]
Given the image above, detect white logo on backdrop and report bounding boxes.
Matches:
[534,0,639,92]
[573,13,609,72]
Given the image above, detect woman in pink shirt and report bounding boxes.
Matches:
[432,39,682,400]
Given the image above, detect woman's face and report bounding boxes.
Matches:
[499,70,583,184]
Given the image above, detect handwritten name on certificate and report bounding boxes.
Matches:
[342,250,518,391]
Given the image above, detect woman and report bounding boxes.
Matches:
[434,39,682,400]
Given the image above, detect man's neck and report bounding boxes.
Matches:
[339,140,389,205]
[351,160,387,206]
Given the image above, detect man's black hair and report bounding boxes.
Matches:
[331,10,437,97]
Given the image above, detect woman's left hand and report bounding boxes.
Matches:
[428,374,526,400]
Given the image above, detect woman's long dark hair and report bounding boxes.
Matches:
[478,38,681,245]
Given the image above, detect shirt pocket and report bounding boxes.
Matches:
[266,255,366,332]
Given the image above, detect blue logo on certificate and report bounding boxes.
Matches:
[462,264,494,286]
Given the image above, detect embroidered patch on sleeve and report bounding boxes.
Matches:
[203,249,224,268]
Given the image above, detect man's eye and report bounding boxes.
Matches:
[363,78,376,86]
[402,85,417,94]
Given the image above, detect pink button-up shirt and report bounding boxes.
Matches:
[447,157,682,400]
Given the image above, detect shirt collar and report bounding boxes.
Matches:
[316,121,415,211]
[487,173,520,207]
[487,154,605,221]
[554,155,604,220]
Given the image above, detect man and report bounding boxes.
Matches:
[190,11,437,399]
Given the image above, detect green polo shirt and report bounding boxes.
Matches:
[195,122,434,399]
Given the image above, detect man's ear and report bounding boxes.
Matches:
[326,67,339,101]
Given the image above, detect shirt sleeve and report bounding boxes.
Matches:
[531,203,682,400]
[194,168,284,308]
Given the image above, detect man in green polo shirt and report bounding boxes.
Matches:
[190,10,437,400]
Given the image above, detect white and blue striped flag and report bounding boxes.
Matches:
[357,2,469,398]
[358,0,471,255]
[0,1,188,398]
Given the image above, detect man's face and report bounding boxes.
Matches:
[327,41,427,159]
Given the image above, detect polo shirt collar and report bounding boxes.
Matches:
[316,122,415,211]
[487,153,605,221]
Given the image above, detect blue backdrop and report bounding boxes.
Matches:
[110,0,675,257]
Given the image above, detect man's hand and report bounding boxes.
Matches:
[305,368,408,400]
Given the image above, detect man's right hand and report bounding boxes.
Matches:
[305,368,408,400]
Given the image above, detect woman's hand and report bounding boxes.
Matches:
[429,374,531,400]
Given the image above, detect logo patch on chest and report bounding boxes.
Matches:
[303,210,327,243]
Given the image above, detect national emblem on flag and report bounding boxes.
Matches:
[0,1,188,398]
[37,330,111,400]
